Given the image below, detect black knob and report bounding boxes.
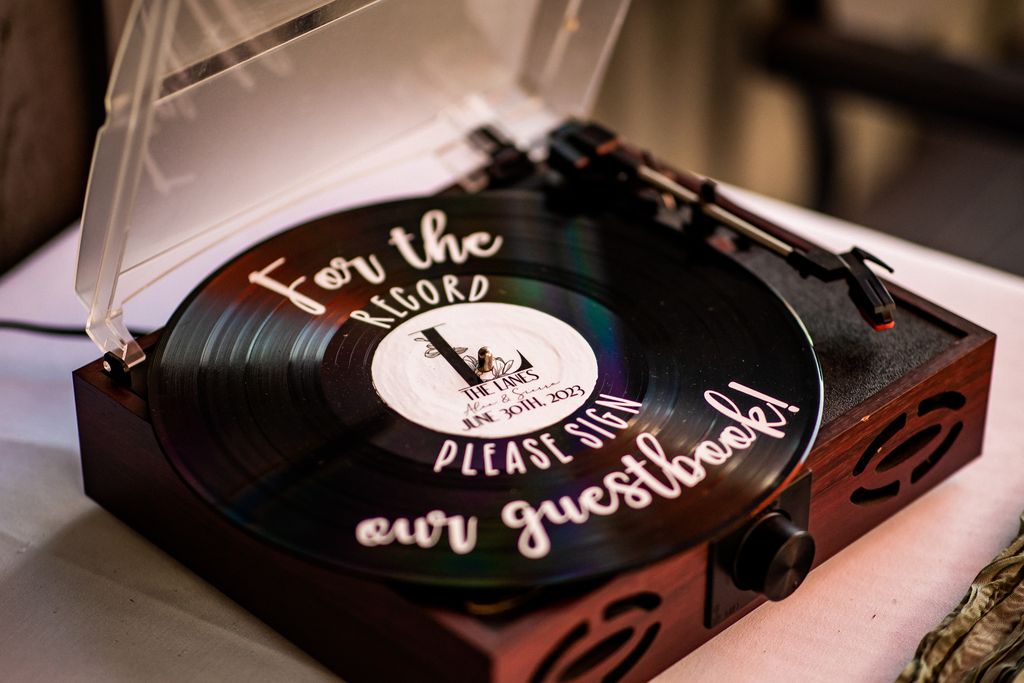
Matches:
[732,511,815,601]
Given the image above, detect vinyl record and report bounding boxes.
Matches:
[149,191,822,589]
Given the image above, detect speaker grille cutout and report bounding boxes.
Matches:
[876,424,941,472]
[531,592,662,683]
[850,391,966,506]
[911,422,963,483]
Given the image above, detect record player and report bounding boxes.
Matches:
[72,2,995,681]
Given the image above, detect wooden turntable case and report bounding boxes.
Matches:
[74,213,994,683]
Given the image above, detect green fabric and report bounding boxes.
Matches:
[898,513,1024,683]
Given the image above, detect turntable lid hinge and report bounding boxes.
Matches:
[102,351,148,397]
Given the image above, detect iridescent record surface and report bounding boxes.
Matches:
[149,192,823,588]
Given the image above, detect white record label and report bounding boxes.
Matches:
[370,302,599,438]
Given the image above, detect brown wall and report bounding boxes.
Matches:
[593,0,1012,211]
[0,0,105,274]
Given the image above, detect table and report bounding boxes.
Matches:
[1,182,1021,682]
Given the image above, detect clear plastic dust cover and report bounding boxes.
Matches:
[76,0,630,367]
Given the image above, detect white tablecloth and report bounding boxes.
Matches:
[1,183,1022,682]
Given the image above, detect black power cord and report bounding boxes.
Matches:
[0,320,149,338]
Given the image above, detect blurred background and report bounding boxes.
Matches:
[2,0,1022,276]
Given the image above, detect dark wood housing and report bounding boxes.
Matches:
[74,266,993,682]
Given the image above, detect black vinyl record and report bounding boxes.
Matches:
[149,191,823,589]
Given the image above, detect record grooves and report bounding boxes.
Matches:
[148,192,822,588]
